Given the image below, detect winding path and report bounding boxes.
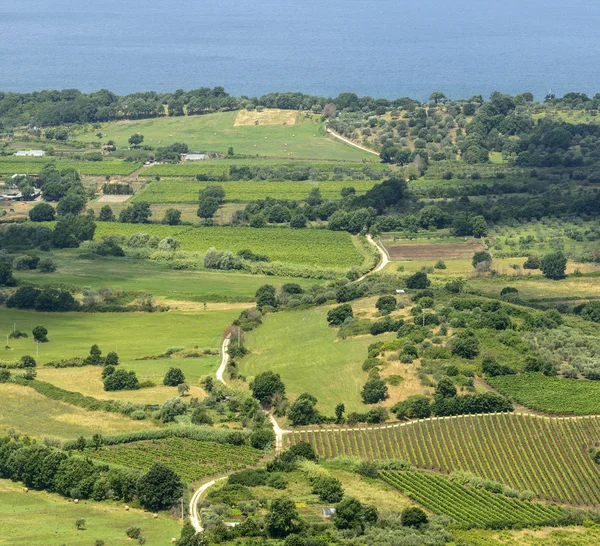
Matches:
[325,125,380,156]
[189,477,226,532]
[357,234,390,282]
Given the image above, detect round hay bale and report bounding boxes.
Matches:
[74,499,79,504]
[125,505,130,511]
[152,513,158,519]
[23,487,29,493]
[170,538,177,544]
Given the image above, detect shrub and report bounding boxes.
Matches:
[19,355,37,368]
[541,251,567,280]
[327,303,354,326]
[32,326,48,343]
[450,330,480,359]
[157,397,187,423]
[13,255,40,270]
[103,369,139,391]
[311,476,343,503]
[401,506,428,527]
[361,377,389,404]
[405,271,430,289]
[375,295,397,314]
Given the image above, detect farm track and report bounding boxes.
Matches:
[357,234,389,281]
[325,125,380,156]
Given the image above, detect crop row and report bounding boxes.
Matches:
[287,413,600,507]
[144,160,390,177]
[91,222,363,268]
[132,178,378,203]
[0,159,140,176]
[86,437,262,482]
[380,470,567,529]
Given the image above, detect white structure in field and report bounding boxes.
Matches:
[14,150,46,157]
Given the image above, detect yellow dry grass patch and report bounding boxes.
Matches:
[234,108,298,126]
[154,298,254,312]
[37,367,203,405]
[380,359,430,406]
[0,383,154,440]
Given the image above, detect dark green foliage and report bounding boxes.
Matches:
[310,476,343,502]
[523,255,541,270]
[287,393,322,426]
[361,377,389,404]
[541,251,567,280]
[391,396,432,420]
[401,506,428,528]
[267,473,288,490]
[29,203,56,222]
[163,367,186,386]
[405,271,430,290]
[255,284,277,310]
[137,463,183,511]
[482,357,515,377]
[333,497,378,531]
[249,427,275,450]
[228,469,268,487]
[19,355,37,368]
[450,329,480,359]
[472,251,492,268]
[327,303,353,326]
[157,397,187,423]
[103,369,139,391]
[251,371,285,404]
[581,302,600,323]
[13,255,40,270]
[191,408,213,425]
[435,377,457,399]
[38,257,57,273]
[32,326,48,343]
[265,497,302,538]
[370,316,403,335]
[375,295,396,314]
[0,253,16,286]
[52,215,96,248]
[119,201,152,223]
[431,392,513,417]
[98,205,115,222]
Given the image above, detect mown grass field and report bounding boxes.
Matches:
[78,110,373,161]
[289,412,600,507]
[0,157,140,176]
[0,383,155,440]
[0,479,180,546]
[240,306,394,414]
[455,526,600,546]
[85,437,263,482]
[88,222,364,269]
[132,178,378,203]
[14,249,317,302]
[0,308,237,365]
[487,374,600,415]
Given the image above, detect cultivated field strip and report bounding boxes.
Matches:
[380,470,568,528]
[286,413,600,507]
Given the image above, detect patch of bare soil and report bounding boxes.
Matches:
[384,239,485,260]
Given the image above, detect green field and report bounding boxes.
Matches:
[78,111,373,161]
[14,249,317,302]
[0,308,237,365]
[89,222,364,269]
[455,527,600,546]
[0,383,155,440]
[132,178,378,203]
[0,479,180,546]
[0,157,140,176]
[381,470,567,529]
[240,306,393,414]
[487,374,600,415]
[289,412,600,507]
[85,437,263,482]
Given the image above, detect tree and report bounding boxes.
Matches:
[128,134,144,147]
[227,146,234,156]
[472,251,492,269]
[450,330,480,359]
[137,463,183,511]
[103,369,139,391]
[287,393,320,426]
[29,203,55,222]
[311,476,343,502]
[75,518,86,530]
[157,397,187,422]
[251,371,285,404]
[306,188,323,207]
[57,192,87,216]
[375,296,396,315]
[335,403,345,424]
[162,208,182,225]
[249,427,275,449]
[541,251,567,280]
[0,254,16,286]
[197,197,219,221]
[255,284,277,310]
[87,344,103,365]
[435,377,457,399]
[32,326,48,343]
[98,204,115,222]
[105,351,119,365]
[581,301,600,323]
[391,395,431,420]
[289,211,307,229]
[430,91,446,104]
[265,497,301,538]
[333,497,377,531]
[361,377,388,404]
[119,201,151,223]
[20,355,37,368]
[163,367,186,386]
[326,303,353,326]
[176,522,206,546]
[471,215,488,237]
[38,258,57,273]
[401,506,428,527]
[52,215,96,248]
[177,383,190,396]
[405,271,430,289]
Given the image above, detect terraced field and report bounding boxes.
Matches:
[381,470,568,528]
[287,413,600,507]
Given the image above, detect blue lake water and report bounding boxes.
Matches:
[1,0,600,100]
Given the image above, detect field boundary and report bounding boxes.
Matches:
[325,125,380,156]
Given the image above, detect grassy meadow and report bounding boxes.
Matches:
[0,157,140,177]
[0,308,237,365]
[240,306,393,415]
[14,249,317,303]
[78,110,373,161]
[0,479,181,546]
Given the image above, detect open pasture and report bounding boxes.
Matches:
[234,108,298,126]
[455,526,600,546]
[0,383,154,441]
[14,249,316,302]
[90,222,364,269]
[241,306,394,414]
[0,479,180,546]
[78,110,373,161]
[0,157,140,177]
[0,308,237,365]
[288,412,600,507]
[132,177,378,203]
